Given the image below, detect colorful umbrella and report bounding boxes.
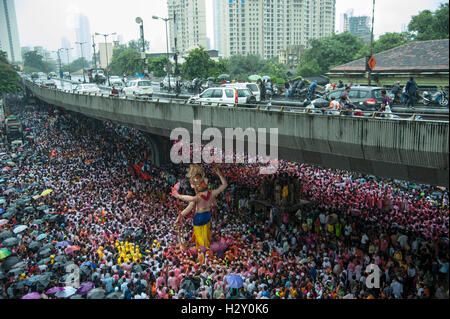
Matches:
[40,189,53,197]
[2,167,12,171]
[13,225,28,234]
[0,248,12,260]
[65,245,80,254]
[0,219,8,226]
[36,233,47,241]
[21,292,41,299]
[55,286,77,298]
[225,274,243,289]
[55,240,71,248]
[46,286,64,295]
[248,74,261,81]
[77,281,95,295]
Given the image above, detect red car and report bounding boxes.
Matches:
[43,80,57,89]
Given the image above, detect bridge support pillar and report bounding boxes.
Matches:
[145,133,171,168]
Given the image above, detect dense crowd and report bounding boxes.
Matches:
[0,103,448,299]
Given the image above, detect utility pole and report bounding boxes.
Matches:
[92,35,98,69]
[76,41,87,83]
[153,15,173,91]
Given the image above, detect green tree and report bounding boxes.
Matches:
[408,2,449,40]
[62,57,89,73]
[23,50,47,72]
[0,62,22,95]
[227,54,270,81]
[0,51,8,64]
[109,49,141,75]
[128,39,150,52]
[147,56,171,77]
[181,47,217,80]
[296,32,364,77]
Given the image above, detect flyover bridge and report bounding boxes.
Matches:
[25,80,449,186]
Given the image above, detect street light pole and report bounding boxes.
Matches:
[76,41,87,83]
[92,35,98,69]
[64,48,74,76]
[95,32,116,86]
[135,17,148,77]
[153,15,172,91]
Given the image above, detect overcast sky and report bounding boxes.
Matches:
[15,0,445,54]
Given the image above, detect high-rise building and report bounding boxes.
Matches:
[0,0,21,63]
[212,0,222,52]
[167,0,207,54]
[98,42,113,69]
[349,16,371,43]
[75,14,92,61]
[340,9,354,33]
[218,0,336,59]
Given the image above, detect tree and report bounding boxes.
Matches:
[0,51,8,64]
[0,62,22,95]
[296,32,364,77]
[147,56,171,77]
[408,3,449,40]
[23,50,47,72]
[227,54,270,81]
[109,49,141,75]
[128,39,150,52]
[181,47,217,80]
[62,57,89,73]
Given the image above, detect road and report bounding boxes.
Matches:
[36,76,450,119]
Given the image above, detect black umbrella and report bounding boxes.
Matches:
[122,229,133,238]
[2,256,21,271]
[87,288,105,299]
[37,205,49,211]
[0,230,15,241]
[0,270,5,280]
[24,207,35,213]
[2,212,15,220]
[48,214,59,222]
[51,261,65,270]
[39,248,52,257]
[132,264,143,273]
[32,219,44,225]
[28,241,41,252]
[12,279,28,290]
[54,255,67,263]
[207,77,216,81]
[7,267,25,277]
[2,237,19,247]
[41,243,54,250]
[106,292,122,299]
[218,74,230,80]
[37,257,52,266]
[70,294,84,299]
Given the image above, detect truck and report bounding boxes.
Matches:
[5,115,23,143]
[88,68,106,84]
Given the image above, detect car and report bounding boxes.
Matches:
[42,80,57,89]
[162,76,178,90]
[110,76,124,91]
[308,86,386,111]
[223,82,261,102]
[63,72,72,80]
[188,87,257,107]
[72,83,102,94]
[123,80,153,97]
[31,72,39,80]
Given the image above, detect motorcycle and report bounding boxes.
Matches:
[421,87,449,107]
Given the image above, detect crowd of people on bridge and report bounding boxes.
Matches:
[0,102,448,299]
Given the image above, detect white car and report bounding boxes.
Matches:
[123,80,153,97]
[73,83,102,94]
[110,77,124,91]
[188,87,257,107]
[223,82,261,102]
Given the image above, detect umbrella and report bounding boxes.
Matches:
[77,281,95,295]
[21,292,41,299]
[262,75,271,81]
[65,245,80,254]
[24,207,35,213]
[132,264,143,273]
[0,219,8,226]
[207,77,216,81]
[2,212,15,220]
[26,274,44,286]
[55,286,77,298]
[40,189,53,197]
[106,292,123,299]
[2,237,19,247]
[70,294,84,299]
[54,255,67,263]
[0,248,12,260]
[31,219,44,225]
[226,274,243,289]
[46,286,64,295]
[51,261,65,270]
[13,225,28,234]
[36,233,47,241]
[0,271,5,280]
[6,162,16,167]
[28,241,41,252]
[2,167,12,171]
[12,261,26,269]
[218,74,230,80]
[36,205,49,211]
[55,241,71,248]
[32,195,41,200]
[30,230,39,237]
[37,257,51,266]
[0,230,15,241]
[2,256,21,269]
[0,208,4,214]
[0,199,5,204]
[81,262,97,269]
[248,74,261,81]
[39,248,52,257]
[87,288,105,299]
[7,267,25,277]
